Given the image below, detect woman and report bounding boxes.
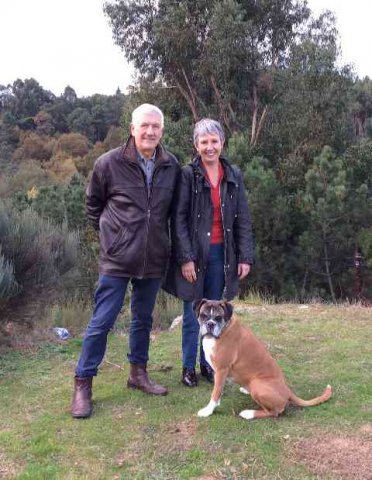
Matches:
[164,118,254,387]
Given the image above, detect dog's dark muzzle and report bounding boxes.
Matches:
[206,321,215,333]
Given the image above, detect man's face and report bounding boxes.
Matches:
[130,113,163,159]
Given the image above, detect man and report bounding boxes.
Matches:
[71,104,180,418]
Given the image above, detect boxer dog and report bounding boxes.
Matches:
[195,299,332,420]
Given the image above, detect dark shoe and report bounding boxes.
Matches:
[182,367,198,387]
[200,364,214,383]
[127,364,168,396]
[71,377,93,418]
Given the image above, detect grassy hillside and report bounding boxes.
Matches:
[0,303,371,480]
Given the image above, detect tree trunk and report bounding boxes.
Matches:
[250,85,258,145]
[353,245,363,301]
[300,267,309,301]
[353,112,366,138]
[174,77,199,122]
[210,75,234,136]
[323,230,336,302]
[253,105,269,147]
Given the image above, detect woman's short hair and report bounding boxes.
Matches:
[131,104,164,127]
[193,118,225,146]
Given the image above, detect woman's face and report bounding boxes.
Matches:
[195,133,223,166]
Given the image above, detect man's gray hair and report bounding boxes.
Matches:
[131,103,164,127]
[193,118,225,146]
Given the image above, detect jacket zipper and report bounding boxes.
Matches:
[141,162,169,277]
[141,168,153,278]
[219,181,228,297]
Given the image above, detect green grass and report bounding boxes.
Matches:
[0,303,371,479]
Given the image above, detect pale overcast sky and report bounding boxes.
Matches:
[1,0,371,98]
[1,0,133,97]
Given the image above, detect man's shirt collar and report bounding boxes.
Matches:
[137,149,156,164]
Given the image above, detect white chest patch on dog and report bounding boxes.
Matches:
[202,337,216,370]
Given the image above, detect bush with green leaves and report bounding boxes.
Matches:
[0,202,79,329]
[12,173,87,230]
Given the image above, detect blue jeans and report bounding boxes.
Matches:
[75,274,161,378]
[182,243,225,369]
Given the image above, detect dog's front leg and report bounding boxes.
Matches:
[198,368,228,417]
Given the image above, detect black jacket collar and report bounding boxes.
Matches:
[190,155,238,185]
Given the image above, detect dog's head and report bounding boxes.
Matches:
[194,299,233,338]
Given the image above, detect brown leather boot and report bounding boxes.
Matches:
[127,364,168,396]
[71,377,93,418]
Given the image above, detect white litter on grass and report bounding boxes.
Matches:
[53,327,71,340]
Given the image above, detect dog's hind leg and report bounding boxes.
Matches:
[241,380,287,420]
[239,408,279,420]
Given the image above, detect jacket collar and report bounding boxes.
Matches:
[121,135,171,165]
[191,155,238,184]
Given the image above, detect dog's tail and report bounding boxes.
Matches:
[289,385,332,407]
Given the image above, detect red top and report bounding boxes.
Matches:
[206,163,224,244]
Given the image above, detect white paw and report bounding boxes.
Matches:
[197,399,220,417]
[198,405,214,417]
[239,409,255,420]
[239,387,250,395]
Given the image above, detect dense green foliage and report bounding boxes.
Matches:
[103,0,372,301]
[0,0,371,312]
[0,80,125,143]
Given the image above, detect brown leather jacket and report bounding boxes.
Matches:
[86,136,180,278]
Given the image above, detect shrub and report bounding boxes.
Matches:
[75,143,106,177]
[12,132,55,162]
[0,246,19,301]
[0,202,79,331]
[54,132,90,158]
[7,160,54,196]
[103,126,125,151]
[13,174,87,230]
[34,110,55,136]
[44,151,78,183]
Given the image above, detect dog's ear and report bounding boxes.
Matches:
[193,298,208,317]
[221,301,233,321]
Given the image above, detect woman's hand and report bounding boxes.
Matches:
[181,261,197,283]
[238,263,251,280]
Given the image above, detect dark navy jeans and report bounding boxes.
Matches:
[75,274,162,378]
[182,243,225,369]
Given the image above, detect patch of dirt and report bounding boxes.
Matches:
[0,451,23,479]
[196,476,219,480]
[161,419,198,453]
[112,420,198,472]
[0,317,57,352]
[115,449,141,467]
[292,432,372,479]
[359,424,372,435]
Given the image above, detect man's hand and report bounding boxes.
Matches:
[238,263,251,280]
[181,261,197,283]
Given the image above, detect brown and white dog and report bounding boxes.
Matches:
[195,299,332,420]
